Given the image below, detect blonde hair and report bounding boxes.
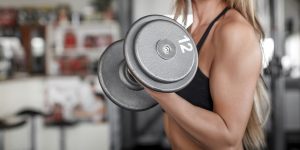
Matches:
[174,0,270,149]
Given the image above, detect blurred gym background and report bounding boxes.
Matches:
[0,0,298,150]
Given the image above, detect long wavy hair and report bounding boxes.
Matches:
[174,0,270,149]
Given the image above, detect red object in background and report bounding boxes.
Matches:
[84,35,113,49]
[59,57,72,75]
[0,8,17,26]
[64,30,77,49]
[45,103,64,123]
[84,36,97,48]
[59,56,88,75]
[52,103,63,121]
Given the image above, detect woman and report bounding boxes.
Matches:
[145,0,270,149]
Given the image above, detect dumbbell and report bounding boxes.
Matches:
[97,15,198,111]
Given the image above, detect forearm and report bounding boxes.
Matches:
[153,93,238,149]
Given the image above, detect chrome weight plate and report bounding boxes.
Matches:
[124,15,198,92]
[98,40,157,111]
[134,20,196,83]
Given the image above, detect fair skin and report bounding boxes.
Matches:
[145,0,262,149]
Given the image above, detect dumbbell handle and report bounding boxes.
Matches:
[119,61,144,91]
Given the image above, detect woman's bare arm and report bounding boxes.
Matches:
[146,20,262,149]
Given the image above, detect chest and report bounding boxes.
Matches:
[191,28,216,78]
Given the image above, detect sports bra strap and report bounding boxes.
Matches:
[196,7,230,50]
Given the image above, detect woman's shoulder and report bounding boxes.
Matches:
[210,9,262,67]
[212,9,260,55]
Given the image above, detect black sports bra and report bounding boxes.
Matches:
[176,7,230,111]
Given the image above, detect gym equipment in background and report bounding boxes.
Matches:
[16,108,48,150]
[0,116,27,150]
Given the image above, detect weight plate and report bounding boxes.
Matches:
[134,20,196,83]
[98,40,157,111]
[124,15,198,92]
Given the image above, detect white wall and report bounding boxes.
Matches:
[0,78,44,117]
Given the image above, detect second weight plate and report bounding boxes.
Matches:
[98,40,157,111]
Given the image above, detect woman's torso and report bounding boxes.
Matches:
[163,29,217,149]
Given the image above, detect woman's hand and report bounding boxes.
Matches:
[143,87,175,103]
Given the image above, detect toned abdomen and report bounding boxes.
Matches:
[163,113,205,150]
